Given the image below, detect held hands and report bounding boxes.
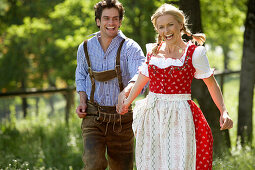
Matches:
[220,111,233,130]
[76,104,87,118]
[116,91,130,115]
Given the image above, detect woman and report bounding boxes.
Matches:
[117,3,233,170]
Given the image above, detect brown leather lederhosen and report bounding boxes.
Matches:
[81,39,134,170]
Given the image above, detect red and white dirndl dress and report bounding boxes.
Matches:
[133,42,214,170]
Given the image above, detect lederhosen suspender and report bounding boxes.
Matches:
[83,39,125,104]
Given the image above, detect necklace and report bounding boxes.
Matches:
[156,42,186,59]
[174,44,185,54]
[164,44,185,58]
[178,47,183,54]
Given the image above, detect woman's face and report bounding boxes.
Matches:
[156,14,183,44]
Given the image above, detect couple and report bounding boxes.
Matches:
[75,0,233,170]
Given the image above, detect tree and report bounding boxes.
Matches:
[121,0,158,53]
[0,0,64,34]
[179,0,231,156]
[200,0,246,71]
[0,18,52,117]
[237,0,255,146]
[47,0,97,86]
[0,0,64,117]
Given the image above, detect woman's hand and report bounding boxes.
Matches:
[116,92,130,115]
[118,99,130,115]
[116,91,129,115]
[220,111,233,130]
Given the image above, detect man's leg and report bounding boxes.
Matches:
[106,120,134,170]
[81,117,108,170]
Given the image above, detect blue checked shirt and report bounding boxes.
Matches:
[75,31,145,106]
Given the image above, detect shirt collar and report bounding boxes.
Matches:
[89,30,126,40]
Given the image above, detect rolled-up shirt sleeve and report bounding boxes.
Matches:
[193,46,214,79]
[75,43,88,93]
[126,41,146,82]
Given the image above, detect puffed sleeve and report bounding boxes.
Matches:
[192,46,214,79]
[138,61,149,77]
[138,43,156,77]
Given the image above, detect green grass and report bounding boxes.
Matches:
[212,145,255,170]
[0,102,84,170]
[220,74,255,147]
[0,75,255,169]
[211,74,255,170]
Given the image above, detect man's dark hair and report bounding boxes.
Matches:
[94,0,124,24]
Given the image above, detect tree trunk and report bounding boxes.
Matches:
[222,45,230,71]
[64,89,74,125]
[0,99,11,120]
[221,45,231,94]
[49,96,55,116]
[48,81,56,116]
[21,79,28,118]
[237,0,255,146]
[179,0,231,156]
[35,97,39,116]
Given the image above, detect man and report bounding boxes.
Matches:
[75,0,145,169]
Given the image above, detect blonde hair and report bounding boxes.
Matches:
[151,4,206,54]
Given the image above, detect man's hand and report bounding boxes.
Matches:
[76,91,88,118]
[76,104,87,118]
[220,111,233,130]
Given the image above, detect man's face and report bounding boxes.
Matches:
[96,8,122,39]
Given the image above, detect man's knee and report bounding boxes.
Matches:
[108,152,133,170]
[83,153,107,170]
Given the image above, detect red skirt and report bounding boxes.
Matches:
[188,100,213,170]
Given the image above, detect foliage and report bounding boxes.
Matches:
[201,0,247,48]
[0,18,51,90]
[0,0,248,91]
[0,87,254,169]
[121,0,158,50]
[0,0,64,34]
[48,0,98,84]
[200,0,247,70]
[0,0,98,91]
[0,103,83,169]
[212,145,255,170]
[0,74,255,169]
